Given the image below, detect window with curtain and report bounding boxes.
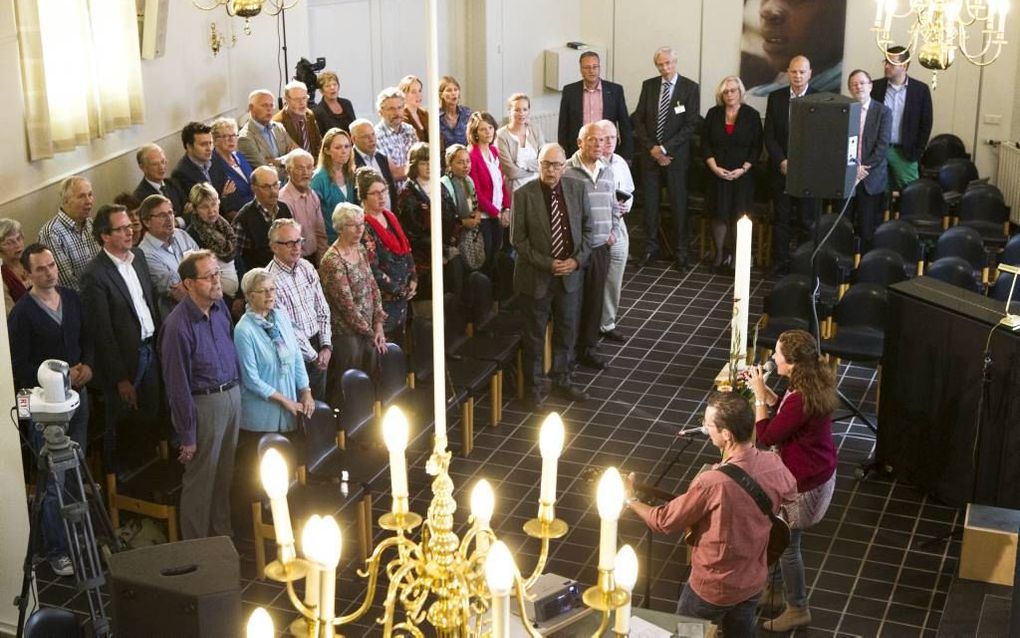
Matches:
[15,0,146,161]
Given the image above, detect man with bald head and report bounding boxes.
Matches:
[39,176,100,291]
[237,89,299,170]
[134,143,185,217]
[764,55,820,276]
[511,142,593,409]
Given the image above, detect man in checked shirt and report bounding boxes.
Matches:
[265,218,332,400]
[38,176,100,291]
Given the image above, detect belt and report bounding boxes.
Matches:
[192,379,239,396]
[141,336,154,345]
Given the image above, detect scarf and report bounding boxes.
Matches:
[189,215,237,262]
[364,209,411,256]
[247,309,293,368]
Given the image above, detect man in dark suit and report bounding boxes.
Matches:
[631,46,701,272]
[870,46,933,192]
[233,165,293,275]
[133,144,186,217]
[511,143,592,408]
[171,122,224,204]
[80,204,161,473]
[351,118,399,208]
[558,51,633,160]
[848,69,892,247]
[764,55,820,276]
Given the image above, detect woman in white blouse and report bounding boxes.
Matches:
[495,93,546,195]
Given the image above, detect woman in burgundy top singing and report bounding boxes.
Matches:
[747,329,838,633]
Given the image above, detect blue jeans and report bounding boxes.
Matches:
[676,582,758,637]
[775,528,808,608]
[31,397,89,560]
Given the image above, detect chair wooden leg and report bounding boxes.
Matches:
[356,496,369,561]
[516,349,525,400]
[373,401,382,421]
[489,376,499,427]
[337,430,346,451]
[408,373,416,390]
[495,370,504,424]
[167,506,179,542]
[252,502,267,579]
[876,364,882,413]
[106,474,120,530]
[461,399,474,456]
[543,322,552,374]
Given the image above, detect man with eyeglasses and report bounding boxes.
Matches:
[847,69,891,248]
[80,204,161,475]
[138,194,200,321]
[511,143,592,409]
[870,46,932,192]
[160,249,241,540]
[266,219,332,400]
[278,150,328,265]
[557,51,633,160]
[234,165,293,274]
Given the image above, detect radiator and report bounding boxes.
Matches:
[531,111,559,144]
[997,142,1020,225]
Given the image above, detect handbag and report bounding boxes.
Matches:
[714,463,791,566]
[459,226,486,271]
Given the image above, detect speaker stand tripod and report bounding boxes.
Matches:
[14,421,122,638]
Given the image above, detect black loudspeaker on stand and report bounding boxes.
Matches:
[107,536,242,637]
[787,93,861,199]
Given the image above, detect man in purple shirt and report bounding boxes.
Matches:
[159,249,241,539]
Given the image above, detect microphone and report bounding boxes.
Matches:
[763,359,776,378]
[676,425,708,437]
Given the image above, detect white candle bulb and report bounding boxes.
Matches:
[471,479,495,551]
[614,545,639,634]
[485,541,515,638]
[246,607,274,638]
[382,407,410,505]
[538,413,565,506]
[306,516,342,624]
[733,216,753,369]
[301,515,323,609]
[874,0,884,26]
[596,467,625,572]
[259,448,295,563]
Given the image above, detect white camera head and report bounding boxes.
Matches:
[28,360,79,424]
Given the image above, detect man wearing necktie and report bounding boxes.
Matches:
[133,144,186,218]
[847,69,891,249]
[511,143,593,410]
[632,46,701,273]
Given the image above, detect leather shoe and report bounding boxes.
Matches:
[551,383,588,402]
[577,353,609,370]
[600,328,628,343]
[522,391,545,412]
[673,259,691,275]
[637,251,660,269]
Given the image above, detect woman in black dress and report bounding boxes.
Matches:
[702,75,762,274]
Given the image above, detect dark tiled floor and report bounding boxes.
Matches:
[36,258,969,636]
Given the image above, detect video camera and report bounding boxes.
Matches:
[17,360,80,427]
[294,56,327,104]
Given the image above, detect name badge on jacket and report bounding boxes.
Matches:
[674,104,685,115]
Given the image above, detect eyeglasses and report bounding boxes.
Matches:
[255,182,282,189]
[366,188,388,197]
[215,133,238,140]
[540,161,565,169]
[273,238,305,248]
[194,270,222,281]
[109,225,133,234]
[149,211,174,220]
[252,287,276,296]
[344,222,366,228]
[1,234,23,246]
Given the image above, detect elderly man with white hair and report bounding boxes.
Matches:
[38,175,100,291]
[374,86,419,188]
[237,89,299,170]
[278,149,328,263]
[272,80,322,155]
[233,165,293,273]
[350,118,398,208]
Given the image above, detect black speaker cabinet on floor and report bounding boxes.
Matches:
[108,536,241,637]
[787,93,861,199]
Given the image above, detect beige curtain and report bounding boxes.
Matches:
[15,0,146,161]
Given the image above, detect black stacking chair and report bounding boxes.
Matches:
[24,608,81,638]
[956,184,1011,243]
[938,157,980,196]
[821,283,888,364]
[377,343,413,418]
[872,219,924,277]
[340,369,377,449]
[302,400,343,480]
[896,178,947,238]
[408,317,476,455]
[458,271,524,411]
[1003,234,1020,266]
[444,293,500,431]
[807,214,855,271]
[926,257,983,293]
[106,444,183,542]
[934,225,989,282]
[855,249,907,288]
[758,275,815,355]
[920,133,968,179]
[790,243,843,316]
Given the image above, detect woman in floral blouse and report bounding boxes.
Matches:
[319,202,387,405]
[356,167,417,343]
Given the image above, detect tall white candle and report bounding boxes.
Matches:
[485,541,515,638]
[382,407,410,510]
[613,545,639,635]
[538,413,565,505]
[470,479,495,552]
[733,216,753,369]
[596,468,625,572]
[301,515,323,610]
[259,449,296,564]
[874,0,884,26]
[306,516,342,625]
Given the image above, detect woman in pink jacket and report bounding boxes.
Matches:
[466,111,510,273]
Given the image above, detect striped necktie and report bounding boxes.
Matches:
[550,193,566,258]
[656,80,673,143]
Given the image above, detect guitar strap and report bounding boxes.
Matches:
[715,463,777,519]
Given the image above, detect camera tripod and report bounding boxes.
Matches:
[14,420,122,638]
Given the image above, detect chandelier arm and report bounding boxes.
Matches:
[520,536,553,591]
[262,0,301,15]
[958,26,996,60]
[510,571,544,638]
[282,580,316,621]
[337,535,418,625]
[191,0,226,10]
[588,609,611,638]
[378,560,419,636]
[391,621,425,638]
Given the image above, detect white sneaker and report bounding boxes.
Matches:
[49,555,74,577]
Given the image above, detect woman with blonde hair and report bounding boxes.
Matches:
[495,92,545,194]
[185,183,240,297]
[399,74,429,142]
[311,127,358,243]
[312,71,357,134]
[748,329,838,633]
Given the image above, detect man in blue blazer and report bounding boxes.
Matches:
[171,121,227,206]
[558,51,633,160]
[870,46,933,191]
[848,69,892,247]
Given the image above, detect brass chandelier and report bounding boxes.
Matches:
[873,0,1009,85]
[191,0,299,34]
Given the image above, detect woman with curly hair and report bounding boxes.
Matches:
[747,329,838,633]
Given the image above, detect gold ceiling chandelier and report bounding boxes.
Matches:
[192,0,299,34]
[873,0,1009,85]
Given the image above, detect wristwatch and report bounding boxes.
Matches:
[625,495,638,506]
[754,400,767,407]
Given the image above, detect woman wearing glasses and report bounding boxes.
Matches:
[186,183,240,298]
[0,218,30,314]
[210,117,254,219]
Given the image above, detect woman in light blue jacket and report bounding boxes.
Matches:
[234,268,315,433]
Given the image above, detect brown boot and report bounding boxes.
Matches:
[763,605,811,632]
